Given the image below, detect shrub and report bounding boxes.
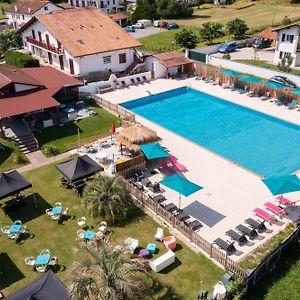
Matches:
[5,51,40,68]
[226,18,249,39]
[43,145,60,156]
[175,29,199,49]
[12,154,28,164]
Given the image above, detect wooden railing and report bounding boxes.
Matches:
[26,36,63,55]
[127,184,249,278]
[116,154,146,178]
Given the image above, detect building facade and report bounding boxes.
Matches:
[273,24,300,68]
[68,0,123,13]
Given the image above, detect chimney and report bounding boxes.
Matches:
[28,7,31,13]
[14,5,18,12]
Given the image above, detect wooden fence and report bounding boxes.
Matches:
[93,95,136,123]
[116,155,146,178]
[127,184,248,278]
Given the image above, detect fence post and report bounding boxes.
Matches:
[210,243,213,258]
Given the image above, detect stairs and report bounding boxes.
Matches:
[15,134,39,154]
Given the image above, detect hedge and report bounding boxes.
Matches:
[5,51,40,68]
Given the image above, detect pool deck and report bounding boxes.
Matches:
[101,78,300,261]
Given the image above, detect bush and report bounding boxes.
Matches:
[226,18,249,39]
[43,145,60,156]
[131,2,158,24]
[12,154,28,164]
[175,29,199,49]
[5,51,40,68]
[157,0,193,19]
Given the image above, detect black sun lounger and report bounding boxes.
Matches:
[245,218,266,233]
[213,238,236,254]
[131,78,136,84]
[151,194,166,204]
[162,203,177,212]
[225,229,247,245]
[136,77,142,83]
[184,220,202,231]
[175,210,190,221]
[236,224,257,239]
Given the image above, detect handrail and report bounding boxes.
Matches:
[26,36,63,55]
[22,118,39,149]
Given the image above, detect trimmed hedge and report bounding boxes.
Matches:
[5,51,40,68]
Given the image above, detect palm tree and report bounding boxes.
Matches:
[83,174,134,224]
[71,241,149,300]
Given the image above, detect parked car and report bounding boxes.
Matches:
[133,22,145,29]
[218,42,237,53]
[124,26,135,32]
[160,21,168,28]
[252,38,271,49]
[270,76,297,88]
[137,19,151,27]
[167,22,179,30]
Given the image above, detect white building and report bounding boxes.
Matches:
[67,0,123,13]
[273,23,300,68]
[19,8,142,78]
[5,0,67,29]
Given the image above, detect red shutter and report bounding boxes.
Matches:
[59,56,64,70]
[31,30,36,39]
[69,58,74,75]
[45,34,50,47]
[38,31,42,42]
[48,52,53,65]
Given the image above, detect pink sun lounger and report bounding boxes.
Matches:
[169,156,186,172]
[253,208,276,222]
[160,159,176,174]
[276,195,295,206]
[264,202,285,216]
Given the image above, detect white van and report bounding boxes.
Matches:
[137,19,152,27]
[153,20,162,27]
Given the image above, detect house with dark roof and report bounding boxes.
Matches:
[67,0,124,14]
[18,8,142,79]
[5,0,67,29]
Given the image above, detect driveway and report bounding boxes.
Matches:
[129,27,165,39]
[212,47,275,63]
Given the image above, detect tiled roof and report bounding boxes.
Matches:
[258,27,277,40]
[0,66,82,118]
[6,0,50,14]
[153,51,193,68]
[109,13,128,21]
[34,8,142,57]
[56,2,74,9]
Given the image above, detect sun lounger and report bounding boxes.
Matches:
[175,209,190,221]
[169,156,186,172]
[238,86,248,94]
[248,89,259,97]
[264,202,285,216]
[213,238,236,254]
[125,237,138,253]
[160,159,176,174]
[225,229,247,245]
[260,92,271,101]
[276,195,295,206]
[287,99,297,109]
[184,219,202,231]
[274,96,286,106]
[245,218,266,233]
[162,203,177,213]
[151,194,166,204]
[253,208,276,222]
[229,83,238,91]
[236,224,257,239]
[204,75,213,83]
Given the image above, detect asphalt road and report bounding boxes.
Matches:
[129,27,165,39]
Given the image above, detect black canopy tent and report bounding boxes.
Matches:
[5,270,71,300]
[56,155,103,183]
[0,170,32,200]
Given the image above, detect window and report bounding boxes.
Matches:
[281,33,286,42]
[107,0,110,5]
[119,53,126,64]
[113,0,115,4]
[44,6,48,10]
[22,15,24,20]
[103,56,111,64]
[287,34,294,43]
[279,51,283,59]
[76,0,79,7]
[82,1,85,7]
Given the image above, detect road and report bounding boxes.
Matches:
[129,27,165,39]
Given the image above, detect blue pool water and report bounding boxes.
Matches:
[121,87,300,177]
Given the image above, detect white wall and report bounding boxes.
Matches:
[144,56,167,79]
[14,83,39,92]
[274,26,300,67]
[68,0,122,13]
[208,55,300,86]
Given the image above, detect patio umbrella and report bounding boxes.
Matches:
[239,76,262,84]
[290,88,300,95]
[262,175,300,196]
[116,124,158,149]
[139,143,169,160]
[264,81,286,89]
[0,170,32,200]
[160,174,203,208]
[220,70,241,77]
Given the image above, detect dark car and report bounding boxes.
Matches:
[167,22,179,30]
[218,42,237,54]
[252,38,271,49]
[270,76,297,88]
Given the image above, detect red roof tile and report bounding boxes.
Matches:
[258,27,277,41]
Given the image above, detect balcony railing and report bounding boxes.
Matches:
[26,36,63,55]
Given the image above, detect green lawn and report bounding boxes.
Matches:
[35,103,120,156]
[0,160,222,298]
[0,138,29,173]
[236,59,300,76]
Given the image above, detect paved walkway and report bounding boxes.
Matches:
[18,150,72,173]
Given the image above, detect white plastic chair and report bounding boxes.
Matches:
[155,228,164,242]
[62,208,69,215]
[24,257,35,266]
[51,215,60,220]
[55,202,62,207]
[14,220,22,226]
[77,229,85,238]
[8,233,18,239]
[77,217,86,227]
[48,256,58,266]
[36,265,47,273]
[45,208,52,215]
[1,226,10,234]
[98,221,107,233]
[40,249,50,255]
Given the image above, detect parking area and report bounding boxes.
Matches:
[212,47,275,63]
[129,27,165,39]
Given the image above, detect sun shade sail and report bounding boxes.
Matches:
[160,174,203,197]
[0,170,32,200]
[56,155,103,183]
[262,175,300,195]
[139,143,169,160]
[239,76,262,83]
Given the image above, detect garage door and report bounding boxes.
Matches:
[189,50,207,63]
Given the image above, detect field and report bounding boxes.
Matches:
[138,1,300,53]
[0,160,222,298]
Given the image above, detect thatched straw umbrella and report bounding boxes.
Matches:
[116,124,159,151]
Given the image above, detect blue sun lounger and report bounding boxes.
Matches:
[287,99,297,109]
[274,96,286,106]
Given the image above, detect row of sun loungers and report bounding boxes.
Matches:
[120,76,150,88]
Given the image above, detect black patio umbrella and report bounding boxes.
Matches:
[0,170,32,200]
[56,154,103,183]
[5,270,71,300]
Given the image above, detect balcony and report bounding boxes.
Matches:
[26,36,63,55]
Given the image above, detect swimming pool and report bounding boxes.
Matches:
[121,87,300,177]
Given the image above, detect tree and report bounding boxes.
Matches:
[83,174,134,225]
[199,22,224,44]
[175,29,199,49]
[157,0,193,19]
[278,53,294,73]
[0,30,22,54]
[282,16,292,26]
[131,1,158,24]
[226,18,249,39]
[71,241,149,300]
